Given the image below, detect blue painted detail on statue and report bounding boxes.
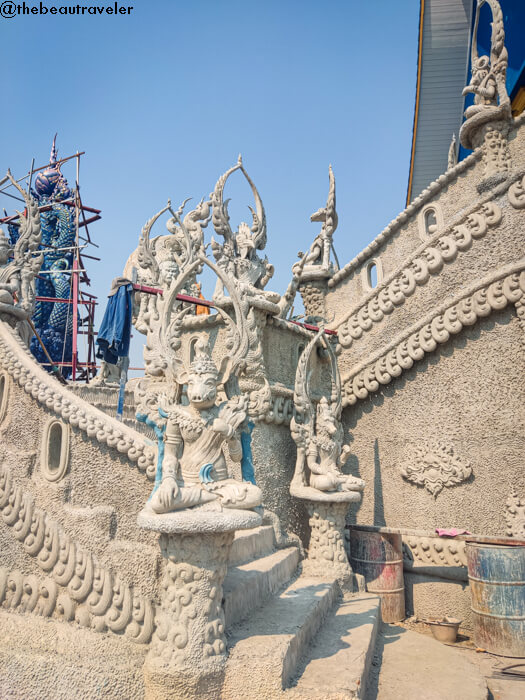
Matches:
[199,463,214,483]
[241,420,256,485]
[136,411,166,496]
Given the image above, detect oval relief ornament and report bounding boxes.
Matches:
[399,440,472,498]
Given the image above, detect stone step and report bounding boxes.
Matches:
[223,575,339,699]
[224,546,300,629]
[285,593,381,699]
[228,525,276,566]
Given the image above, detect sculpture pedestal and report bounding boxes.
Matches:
[294,488,361,591]
[138,508,261,700]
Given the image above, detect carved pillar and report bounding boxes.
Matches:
[138,509,261,700]
[304,501,353,586]
[299,279,329,320]
[478,122,511,187]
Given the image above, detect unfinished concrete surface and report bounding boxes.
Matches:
[366,624,489,700]
[286,594,381,699]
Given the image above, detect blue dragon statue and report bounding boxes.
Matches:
[8,137,77,377]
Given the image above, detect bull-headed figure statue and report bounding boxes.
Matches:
[139,225,262,514]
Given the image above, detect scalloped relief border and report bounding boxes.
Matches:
[0,321,157,479]
[0,462,155,643]
[329,113,525,289]
[341,263,525,407]
[335,195,508,347]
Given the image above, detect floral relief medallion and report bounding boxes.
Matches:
[399,440,472,497]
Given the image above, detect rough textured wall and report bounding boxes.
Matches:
[326,118,525,326]
[324,119,525,536]
[0,324,161,601]
[343,308,524,535]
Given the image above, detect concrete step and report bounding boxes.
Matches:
[223,575,339,699]
[365,623,489,700]
[228,525,276,566]
[224,546,300,629]
[285,594,381,699]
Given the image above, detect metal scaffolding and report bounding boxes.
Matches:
[0,149,101,382]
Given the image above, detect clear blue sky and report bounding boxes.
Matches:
[1,0,420,368]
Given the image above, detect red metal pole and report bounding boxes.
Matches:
[72,259,79,381]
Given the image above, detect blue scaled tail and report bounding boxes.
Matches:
[240,421,256,485]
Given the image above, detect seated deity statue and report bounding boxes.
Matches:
[148,339,262,514]
[290,329,365,499]
[300,396,365,494]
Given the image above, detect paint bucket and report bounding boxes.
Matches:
[350,528,405,622]
[466,543,525,657]
[425,617,461,644]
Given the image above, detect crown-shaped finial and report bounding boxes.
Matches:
[190,338,218,377]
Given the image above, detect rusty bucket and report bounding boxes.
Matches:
[350,528,405,622]
[466,543,525,657]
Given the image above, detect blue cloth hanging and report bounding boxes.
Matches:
[96,280,133,365]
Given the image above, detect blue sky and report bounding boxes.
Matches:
[1,0,420,369]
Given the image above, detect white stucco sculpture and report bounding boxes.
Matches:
[148,335,262,514]
[296,165,339,280]
[210,156,278,305]
[460,0,511,150]
[290,328,365,499]
[135,218,263,514]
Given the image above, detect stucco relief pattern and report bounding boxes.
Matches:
[300,282,327,319]
[399,441,472,497]
[482,126,511,180]
[505,488,525,538]
[149,531,233,667]
[329,149,484,288]
[336,201,503,348]
[341,265,525,407]
[508,174,525,209]
[0,321,156,477]
[402,536,467,568]
[305,502,352,581]
[0,463,155,643]
[0,567,61,617]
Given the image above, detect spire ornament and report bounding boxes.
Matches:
[459,0,512,153]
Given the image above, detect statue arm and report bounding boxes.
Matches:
[227,436,243,463]
[162,418,182,481]
[337,444,352,469]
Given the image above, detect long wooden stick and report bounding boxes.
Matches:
[27,318,68,385]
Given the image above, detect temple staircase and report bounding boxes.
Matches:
[223,525,381,700]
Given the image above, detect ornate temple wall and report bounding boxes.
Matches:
[323,117,525,537]
[343,307,524,534]
[0,323,161,601]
